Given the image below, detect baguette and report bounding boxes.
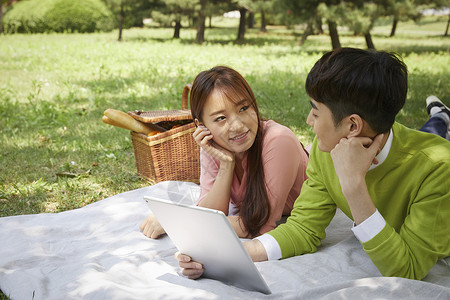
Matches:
[102,115,131,130]
[103,108,152,135]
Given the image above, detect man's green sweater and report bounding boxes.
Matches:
[268,122,450,280]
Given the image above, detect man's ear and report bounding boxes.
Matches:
[346,114,364,138]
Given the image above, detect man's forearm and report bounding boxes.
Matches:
[243,239,268,262]
[341,179,376,225]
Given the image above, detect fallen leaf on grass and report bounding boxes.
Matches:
[56,169,91,178]
[56,172,78,178]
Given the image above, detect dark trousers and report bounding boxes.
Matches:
[419,115,448,140]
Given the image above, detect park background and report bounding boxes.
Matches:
[0,0,449,248]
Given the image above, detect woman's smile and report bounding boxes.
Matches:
[230,130,249,143]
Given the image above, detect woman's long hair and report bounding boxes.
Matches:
[190,66,269,237]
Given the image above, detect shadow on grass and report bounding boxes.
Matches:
[127,37,449,56]
[125,35,299,48]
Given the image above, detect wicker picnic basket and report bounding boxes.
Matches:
[128,84,200,183]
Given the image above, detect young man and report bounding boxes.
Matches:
[177,48,450,280]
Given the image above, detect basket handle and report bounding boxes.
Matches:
[182,83,192,110]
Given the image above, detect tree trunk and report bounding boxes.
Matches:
[298,19,314,46]
[315,17,323,34]
[445,13,449,36]
[237,8,246,41]
[118,1,124,42]
[260,9,266,32]
[327,20,341,50]
[196,16,205,44]
[0,4,3,34]
[209,15,212,28]
[173,20,181,39]
[196,0,207,44]
[364,32,375,49]
[248,12,254,29]
[299,19,314,46]
[390,18,398,37]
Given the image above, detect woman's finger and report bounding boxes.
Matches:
[179,261,203,270]
[175,252,193,262]
[182,267,204,279]
[139,217,148,231]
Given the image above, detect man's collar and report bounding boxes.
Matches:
[369,128,393,171]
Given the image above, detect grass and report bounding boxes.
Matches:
[0,15,449,220]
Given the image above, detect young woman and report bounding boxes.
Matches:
[140,66,309,238]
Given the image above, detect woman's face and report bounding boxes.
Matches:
[199,89,259,156]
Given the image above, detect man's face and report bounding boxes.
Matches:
[306,99,349,152]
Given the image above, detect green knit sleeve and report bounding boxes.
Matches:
[267,140,337,259]
[362,159,450,280]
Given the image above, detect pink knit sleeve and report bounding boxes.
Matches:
[258,123,308,234]
[197,148,220,205]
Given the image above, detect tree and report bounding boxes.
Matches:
[157,0,196,39]
[151,0,232,44]
[103,0,133,41]
[252,0,273,32]
[446,13,449,36]
[1,1,19,34]
[319,0,385,50]
[339,1,383,49]
[317,2,344,49]
[203,0,231,30]
[260,9,266,32]
[376,0,417,37]
[102,0,162,41]
[414,0,450,36]
[237,7,247,41]
[117,1,125,41]
[274,0,338,47]
[0,0,7,34]
[195,0,207,43]
[233,0,252,42]
[247,11,254,28]
[4,0,114,33]
[195,0,252,42]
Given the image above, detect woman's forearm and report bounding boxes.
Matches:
[198,161,235,214]
[227,215,249,238]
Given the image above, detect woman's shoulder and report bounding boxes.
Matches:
[260,120,309,169]
[262,120,298,140]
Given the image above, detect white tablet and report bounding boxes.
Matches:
[144,196,271,294]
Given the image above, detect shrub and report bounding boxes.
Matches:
[3,0,114,33]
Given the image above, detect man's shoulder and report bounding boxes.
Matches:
[393,122,450,163]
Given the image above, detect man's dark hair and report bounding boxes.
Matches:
[305,48,408,133]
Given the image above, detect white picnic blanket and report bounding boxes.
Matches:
[0,181,449,299]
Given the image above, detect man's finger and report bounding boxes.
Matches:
[369,134,384,152]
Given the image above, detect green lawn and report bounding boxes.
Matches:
[0,15,449,221]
